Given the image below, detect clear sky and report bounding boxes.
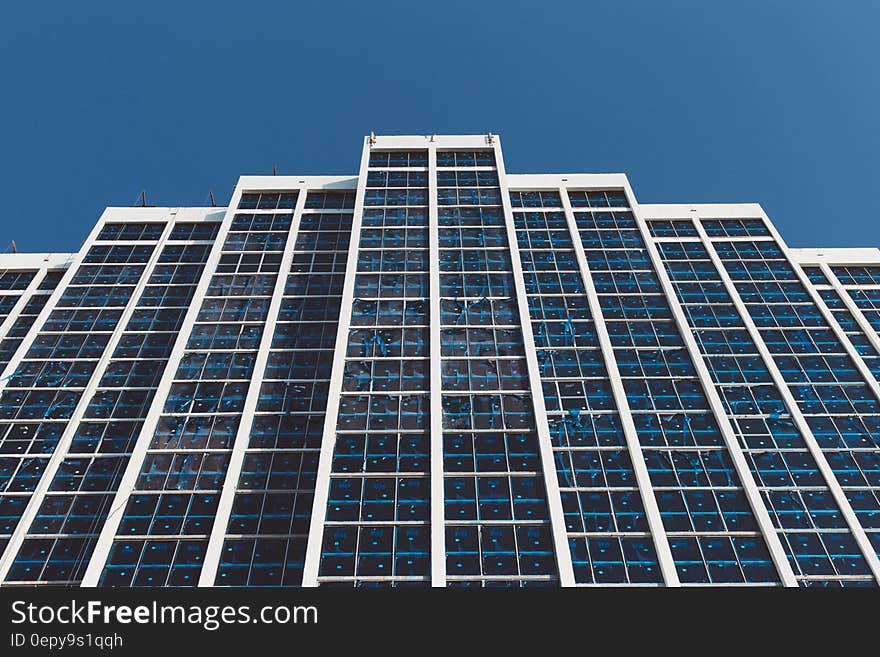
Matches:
[2,1,878,253]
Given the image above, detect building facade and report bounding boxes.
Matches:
[1,134,880,587]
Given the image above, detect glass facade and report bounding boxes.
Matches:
[1,135,880,588]
[318,156,432,587]
[514,200,664,585]
[578,205,776,585]
[1,241,159,583]
[218,192,352,587]
[438,151,558,587]
[798,261,880,562]
[653,228,871,585]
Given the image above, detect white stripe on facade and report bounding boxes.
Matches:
[427,145,446,587]
[301,139,372,587]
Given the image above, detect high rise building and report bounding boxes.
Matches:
[1,134,879,588]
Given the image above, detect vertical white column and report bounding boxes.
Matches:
[301,139,372,587]
[427,145,446,586]
[81,203,243,586]
[693,216,880,582]
[559,188,681,586]
[198,189,309,585]
[494,141,575,586]
[0,217,177,582]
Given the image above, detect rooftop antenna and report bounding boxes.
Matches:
[486,132,495,144]
[10,240,16,254]
[369,131,377,146]
[273,163,277,176]
[140,190,147,207]
[429,134,435,142]
[208,190,216,207]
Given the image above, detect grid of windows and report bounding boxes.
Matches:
[812,283,880,383]
[217,192,351,587]
[9,235,215,585]
[824,271,880,389]
[701,219,771,238]
[96,223,166,242]
[514,202,663,585]
[647,220,699,239]
[832,267,880,287]
[440,154,558,588]
[0,271,36,292]
[658,238,871,585]
[169,222,221,242]
[575,200,779,585]
[237,192,298,211]
[98,197,296,587]
[510,191,561,209]
[1,245,156,582]
[0,270,64,559]
[817,264,880,568]
[0,271,64,373]
[0,295,20,328]
[845,289,880,335]
[567,191,628,208]
[305,191,356,210]
[711,238,880,570]
[802,266,831,287]
[319,153,431,587]
[369,151,428,168]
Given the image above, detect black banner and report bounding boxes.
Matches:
[0,587,872,653]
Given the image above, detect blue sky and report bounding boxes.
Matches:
[1,1,878,252]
